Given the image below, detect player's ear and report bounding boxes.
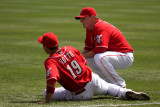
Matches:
[90,15,96,20]
[90,15,94,18]
[43,45,50,54]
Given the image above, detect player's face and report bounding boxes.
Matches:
[43,45,51,54]
[80,16,94,29]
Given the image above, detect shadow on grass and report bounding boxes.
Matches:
[10,95,121,104]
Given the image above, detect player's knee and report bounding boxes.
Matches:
[94,54,101,62]
[94,53,109,62]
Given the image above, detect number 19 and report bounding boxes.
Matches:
[67,60,82,79]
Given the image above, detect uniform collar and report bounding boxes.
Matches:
[95,19,101,26]
[88,18,101,31]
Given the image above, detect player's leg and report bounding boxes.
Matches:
[94,51,133,87]
[91,73,150,100]
[43,87,93,101]
[86,58,108,80]
[95,51,133,69]
[91,72,127,98]
[43,87,74,100]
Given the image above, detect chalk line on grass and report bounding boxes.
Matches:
[79,102,160,107]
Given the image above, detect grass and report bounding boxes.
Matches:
[0,0,160,106]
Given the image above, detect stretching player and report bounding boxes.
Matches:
[37,32,149,104]
[75,7,134,88]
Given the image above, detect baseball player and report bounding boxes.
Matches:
[75,7,134,88]
[37,32,149,104]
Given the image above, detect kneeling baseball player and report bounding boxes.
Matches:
[37,32,150,104]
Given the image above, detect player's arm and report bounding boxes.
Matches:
[91,31,109,55]
[82,30,94,56]
[37,79,56,104]
[45,80,56,103]
[81,49,89,54]
[82,51,95,58]
[81,47,95,58]
[82,42,94,58]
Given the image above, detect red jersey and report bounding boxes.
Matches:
[84,19,133,54]
[44,46,92,92]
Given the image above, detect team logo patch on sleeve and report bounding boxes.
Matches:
[47,68,51,77]
[96,35,102,43]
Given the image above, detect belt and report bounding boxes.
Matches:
[74,88,86,95]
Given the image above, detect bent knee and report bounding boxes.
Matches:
[94,53,109,62]
[94,53,102,61]
[94,54,110,66]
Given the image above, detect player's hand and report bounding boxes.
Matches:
[36,101,49,104]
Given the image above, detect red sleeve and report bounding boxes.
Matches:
[92,30,109,54]
[45,59,59,81]
[92,47,107,54]
[46,79,56,93]
[84,29,94,51]
[45,60,58,94]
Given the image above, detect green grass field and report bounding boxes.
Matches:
[0,0,160,106]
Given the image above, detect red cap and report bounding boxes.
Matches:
[38,32,58,48]
[75,7,97,20]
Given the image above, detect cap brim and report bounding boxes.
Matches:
[75,15,87,20]
[38,36,43,44]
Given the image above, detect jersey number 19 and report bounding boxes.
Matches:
[67,60,82,79]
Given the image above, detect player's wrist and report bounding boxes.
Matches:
[45,91,54,103]
[45,99,50,103]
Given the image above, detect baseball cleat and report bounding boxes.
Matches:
[126,91,150,100]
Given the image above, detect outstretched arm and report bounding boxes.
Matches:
[37,92,54,104]
[37,79,56,104]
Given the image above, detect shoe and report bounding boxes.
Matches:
[126,91,150,100]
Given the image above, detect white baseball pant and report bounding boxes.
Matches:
[43,73,131,100]
[87,51,134,88]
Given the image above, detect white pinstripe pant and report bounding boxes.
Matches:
[43,73,130,100]
[87,51,134,88]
